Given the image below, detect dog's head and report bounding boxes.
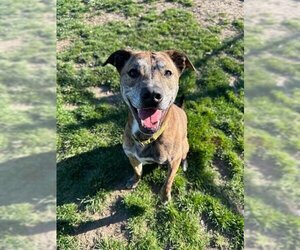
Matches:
[103,50,195,135]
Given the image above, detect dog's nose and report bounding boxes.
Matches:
[141,87,163,105]
[153,92,162,103]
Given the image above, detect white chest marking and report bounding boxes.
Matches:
[131,118,139,135]
[126,119,156,164]
[124,149,154,164]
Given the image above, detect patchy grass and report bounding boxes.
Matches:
[0,0,56,248]
[245,2,300,249]
[57,0,244,249]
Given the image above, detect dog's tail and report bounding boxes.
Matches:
[182,158,188,172]
[178,94,185,109]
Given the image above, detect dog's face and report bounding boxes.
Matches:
[103,50,195,134]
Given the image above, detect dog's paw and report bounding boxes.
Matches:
[160,191,171,204]
[126,176,140,189]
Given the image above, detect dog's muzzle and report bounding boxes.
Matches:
[140,86,163,108]
[127,86,168,135]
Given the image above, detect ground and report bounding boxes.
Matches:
[1,0,299,249]
[57,0,244,249]
[245,0,300,248]
[0,0,56,249]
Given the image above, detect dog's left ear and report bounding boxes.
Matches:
[103,49,132,73]
[164,50,197,74]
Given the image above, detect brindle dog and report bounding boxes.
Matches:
[103,49,195,202]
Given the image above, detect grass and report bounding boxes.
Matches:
[57,0,244,249]
[245,6,300,249]
[0,0,56,249]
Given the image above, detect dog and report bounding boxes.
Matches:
[103,49,196,202]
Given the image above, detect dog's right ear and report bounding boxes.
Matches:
[102,50,132,73]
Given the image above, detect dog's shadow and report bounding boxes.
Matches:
[0,152,56,237]
[57,142,168,236]
[57,143,136,234]
[57,145,131,207]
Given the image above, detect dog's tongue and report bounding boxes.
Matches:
[137,108,162,130]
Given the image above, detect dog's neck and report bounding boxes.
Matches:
[133,129,153,141]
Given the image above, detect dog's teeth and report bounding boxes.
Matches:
[141,120,147,128]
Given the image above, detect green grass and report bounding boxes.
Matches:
[245,9,300,249]
[0,0,56,248]
[57,0,244,249]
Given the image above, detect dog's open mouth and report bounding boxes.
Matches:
[129,101,166,134]
[137,108,162,131]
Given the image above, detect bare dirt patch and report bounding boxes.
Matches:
[0,38,22,53]
[42,12,55,23]
[63,103,79,111]
[30,230,56,250]
[9,103,34,111]
[84,1,181,26]
[27,62,50,71]
[85,11,128,26]
[192,0,243,39]
[82,1,243,40]
[76,188,131,249]
[87,86,122,104]
[57,39,71,53]
[143,1,181,15]
[246,0,300,41]
[246,0,300,23]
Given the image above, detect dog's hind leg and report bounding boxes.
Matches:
[182,158,188,172]
[126,156,142,189]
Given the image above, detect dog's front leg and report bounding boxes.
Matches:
[160,158,181,203]
[126,156,143,189]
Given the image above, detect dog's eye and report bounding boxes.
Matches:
[164,70,172,77]
[128,69,140,78]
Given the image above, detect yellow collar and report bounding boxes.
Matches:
[132,121,168,147]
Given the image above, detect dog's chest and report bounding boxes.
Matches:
[124,141,167,165]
